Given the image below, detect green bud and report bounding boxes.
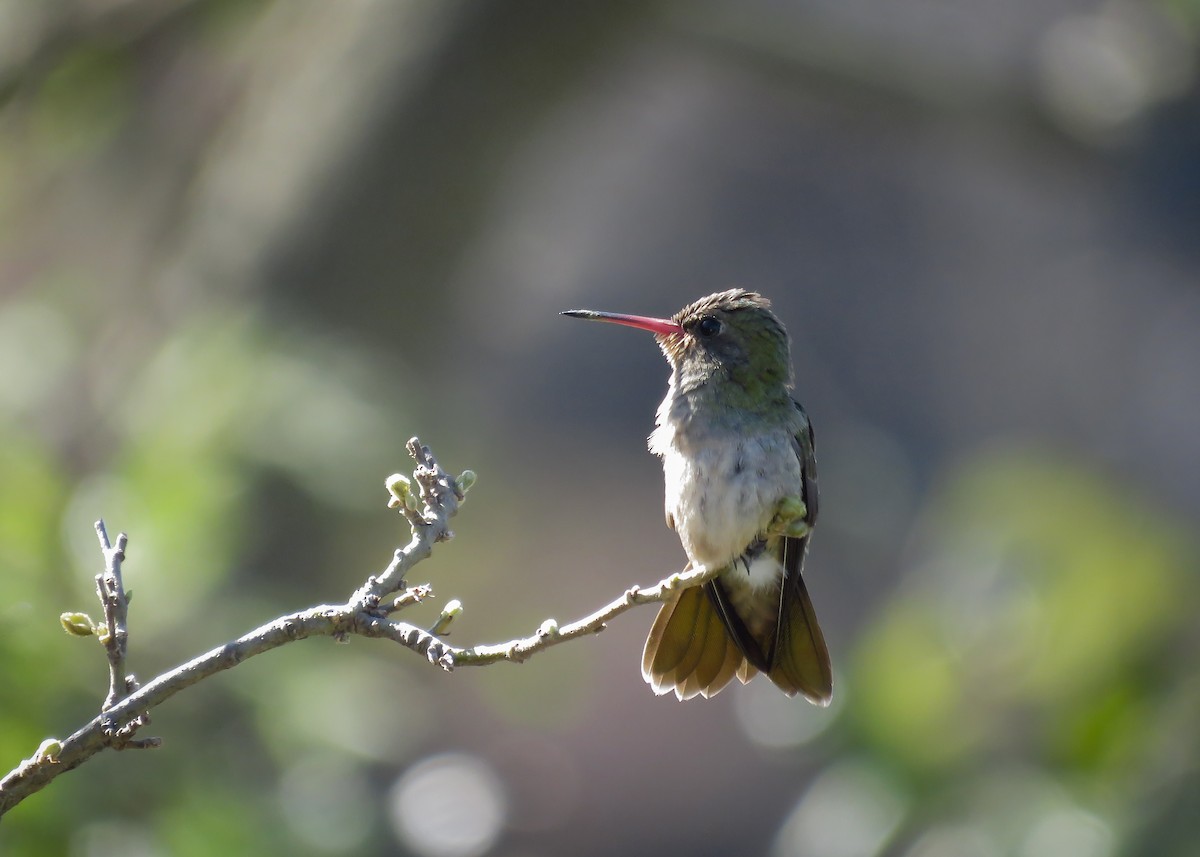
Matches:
[35,738,62,763]
[537,618,560,638]
[60,612,96,637]
[385,473,412,509]
[404,490,421,513]
[456,470,477,495]
[429,598,463,635]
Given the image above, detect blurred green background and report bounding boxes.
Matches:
[1,1,1198,855]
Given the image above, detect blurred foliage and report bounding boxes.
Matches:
[0,292,418,853]
[839,449,1199,856]
[32,43,131,162]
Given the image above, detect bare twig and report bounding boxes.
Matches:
[94,522,134,711]
[0,602,457,815]
[0,436,465,817]
[0,435,709,819]
[351,438,462,611]
[446,564,719,666]
[388,583,435,613]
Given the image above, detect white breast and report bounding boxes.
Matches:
[652,426,802,574]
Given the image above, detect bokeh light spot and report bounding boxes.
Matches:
[734,669,843,750]
[1020,808,1113,857]
[389,752,507,857]
[772,759,907,857]
[903,824,1001,857]
[71,819,159,857]
[277,752,373,854]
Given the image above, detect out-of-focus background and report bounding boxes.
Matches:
[2,0,1198,855]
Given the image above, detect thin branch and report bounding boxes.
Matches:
[0,435,706,820]
[446,564,718,666]
[349,437,462,610]
[94,521,133,711]
[0,436,463,818]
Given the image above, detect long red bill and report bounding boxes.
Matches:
[561,309,683,336]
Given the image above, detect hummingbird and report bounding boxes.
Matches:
[562,289,831,704]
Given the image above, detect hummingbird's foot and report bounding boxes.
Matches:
[767,496,810,539]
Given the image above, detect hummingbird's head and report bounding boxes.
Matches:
[665,289,792,392]
[562,288,793,401]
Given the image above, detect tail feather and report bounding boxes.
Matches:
[668,589,717,697]
[641,576,703,686]
[736,659,758,685]
[642,560,832,703]
[686,604,739,696]
[767,571,833,705]
[642,582,744,700]
[667,590,710,696]
[698,632,743,699]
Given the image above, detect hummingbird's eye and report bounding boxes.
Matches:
[695,316,722,338]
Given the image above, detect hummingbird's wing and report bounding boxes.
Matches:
[764,406,833,704]
[795,403,819,526]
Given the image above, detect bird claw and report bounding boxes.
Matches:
[767,496,810,539]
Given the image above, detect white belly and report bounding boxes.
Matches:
[655,430,802,575]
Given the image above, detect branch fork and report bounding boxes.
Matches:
[0,435,711,819]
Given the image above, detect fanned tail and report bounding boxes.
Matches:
[642,544,832,704]
[642,579,743,700]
